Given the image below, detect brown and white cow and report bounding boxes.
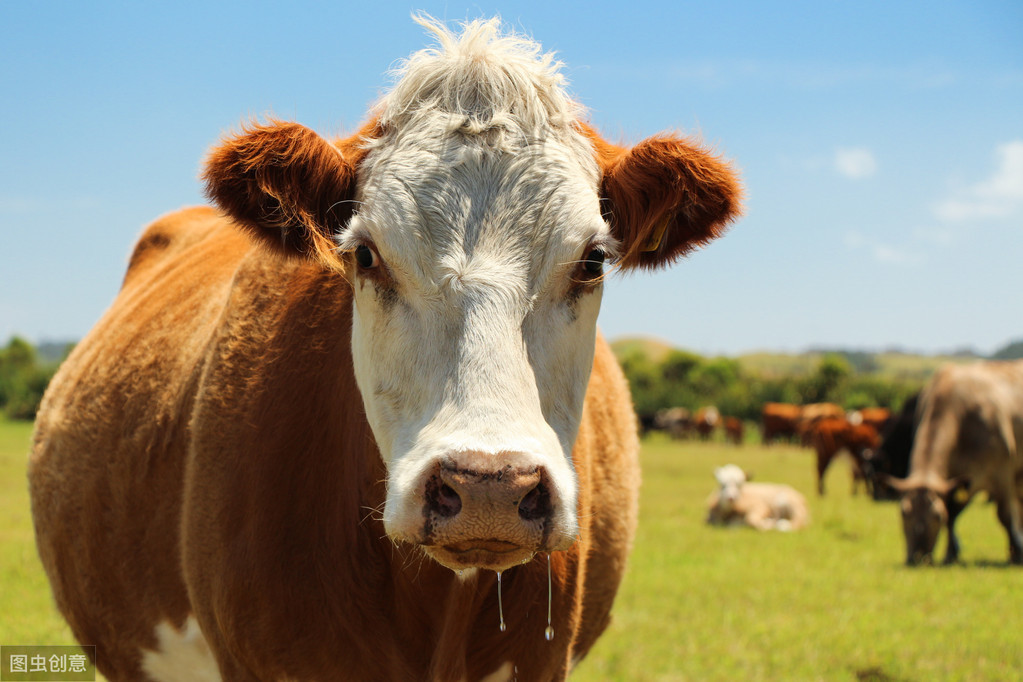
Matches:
[887,361,1023,566]
[28,17,741,682]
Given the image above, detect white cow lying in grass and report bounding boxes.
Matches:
[706,464,809,531]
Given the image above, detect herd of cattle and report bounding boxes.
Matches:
[656,359,1023,568]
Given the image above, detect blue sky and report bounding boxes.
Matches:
[2,1,1021,356]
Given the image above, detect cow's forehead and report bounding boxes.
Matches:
[350,128,609,298]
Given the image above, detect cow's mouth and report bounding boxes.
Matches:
[427,539,535,571]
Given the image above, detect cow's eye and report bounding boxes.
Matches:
[354,244,378,269]
[583,248,605,275]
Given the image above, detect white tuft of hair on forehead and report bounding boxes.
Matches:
[375,14,585,143]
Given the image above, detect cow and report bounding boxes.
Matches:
[887,361,1023,566]
[654,406,692,439]
[863,395,917,501]
[797,402,845,445]
[808,416,881,496]
[694,406,720,440]
[28,17,741,682]
[723,416,744,445]
[706,465,809,531]
[849,406,891,433]
[761,402,801,445]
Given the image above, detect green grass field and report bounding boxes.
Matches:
[3,420,1020,681]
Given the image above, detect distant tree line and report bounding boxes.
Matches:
[0,337,70,420]
[618,348,921,422]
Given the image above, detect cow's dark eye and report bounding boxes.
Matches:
[583,248,605,275]
[354,244,378,269]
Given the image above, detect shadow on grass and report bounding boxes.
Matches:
[853,666,908,682]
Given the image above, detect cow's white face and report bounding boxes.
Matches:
[202,17,741,573]
[342,127,611,569]
[715,464,748,512]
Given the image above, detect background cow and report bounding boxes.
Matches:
[706,464,809,531]
[808,416,881,496]
[761,402,801,445]
[28,16,741,682]
[887,361,1023,566]
[694,406,720,440]
[864,395,918,500]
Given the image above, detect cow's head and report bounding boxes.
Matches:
[203,17,741,572]
[714,465,750,513]
[886,475,959,565]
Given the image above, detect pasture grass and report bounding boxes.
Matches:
[1,420,1019,681]
[573,433,1022,681]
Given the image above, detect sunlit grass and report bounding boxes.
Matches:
[3,421,1019,681]
[573,433,1022,681]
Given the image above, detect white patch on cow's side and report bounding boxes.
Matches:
[479,660,514,682]
[141,617,221,682]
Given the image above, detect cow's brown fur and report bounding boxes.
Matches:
[760,402,801,445]
[808,417,881,496]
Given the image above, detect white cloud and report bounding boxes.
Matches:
[934,140,1023,222]
[843,231,921,265]
[834,148,877,180]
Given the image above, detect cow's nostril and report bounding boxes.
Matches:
[437,484,462,517]
[426,477,463,518]
[518,482,552,522]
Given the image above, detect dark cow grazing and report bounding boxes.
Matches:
[808,416,881,496]
[864,395,918,501]
[28,17,741,681]
[887,361,1023,566]
[761,402,801,445]
[723,416,745,445]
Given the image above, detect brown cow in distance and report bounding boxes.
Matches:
[723,416,745,445]
[694,406,720,440]
[809,416,881,496]
[761,402,801,445]
[28,17,741,682]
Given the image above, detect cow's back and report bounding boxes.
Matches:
[29,207,255,678]
[912,361,1023,487]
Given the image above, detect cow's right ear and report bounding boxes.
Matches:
[202,119,371,271]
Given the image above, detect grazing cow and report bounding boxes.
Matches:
[887,361,1023,566]
[694,406,720,440]
[654,406,693,439]
[706,465,809,531]
[808,416,881,496]
[761,402,801,445]
[849,406,892,433]
[723,416,745,445]
[864,395,917,501]
[797,402,846,445]
[28,17,741,682]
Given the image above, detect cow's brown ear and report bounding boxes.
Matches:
[580,123,742,270]
[202,119,372,270]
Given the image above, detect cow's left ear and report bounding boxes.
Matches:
[202,119,376,271]
[580,123,742,270]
